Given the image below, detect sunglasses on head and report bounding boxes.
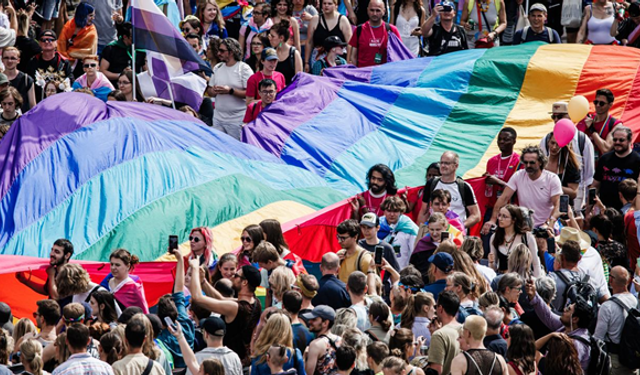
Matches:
[84,63,97,68]
[189,236,202,242]
[593,100,608,107]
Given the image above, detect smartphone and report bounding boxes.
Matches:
[547,237,556,254]
[441,232,450,241]
[164,316,177,330]
[169,235,178,252]
[559,195,569,213]
[588,188,597,205]
[374,245,384,265]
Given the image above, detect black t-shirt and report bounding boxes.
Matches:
[594,150,640,209]
[10,71,33,113]
[616,18,640,48]
[100,42,144,86]
[25,53,74,103]
[357,239,400,271]
[427,23,468,56]
[15,36,42,73]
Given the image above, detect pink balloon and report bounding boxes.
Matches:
[553,119,576,148]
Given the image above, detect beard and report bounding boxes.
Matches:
[50,256,66,266]
[369,182,385,194]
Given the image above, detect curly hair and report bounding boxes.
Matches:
[272,0,294,16]
[520,145,548,169]
[221,38,243,62]
[56,263,91,298]
[366,164,398,195]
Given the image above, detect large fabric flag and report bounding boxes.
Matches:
[131,0,211,74]
[138,51,208,109]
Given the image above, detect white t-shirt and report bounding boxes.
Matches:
[431,179,477,223]
[506,170,563,227]
[578,246,610,300]
[209,61,253,124]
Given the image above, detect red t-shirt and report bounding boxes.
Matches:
[348,22,401,68]
[576,114,621,139]
[625,209,640,272]
[358,190,392,217]
[245,71,286,100]
[485,152,520,207]
[243,101,263,123]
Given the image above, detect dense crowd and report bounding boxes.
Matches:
[1,90,640,375]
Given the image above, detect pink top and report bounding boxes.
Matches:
[506,170,563,227]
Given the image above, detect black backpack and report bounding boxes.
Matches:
[554,272,598,313]
[569,334,611,375]
[608,296,640,369]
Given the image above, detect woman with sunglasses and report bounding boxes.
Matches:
[71,55,114,102]
[233,224,264,268]
[185,227,218,271]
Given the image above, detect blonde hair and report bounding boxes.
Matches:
[508,243,532,280]
[269,266,296,302]
[447,272,477,299]
[253,313,293,362]
[478,291,500,309]
[451,251,487,298]
[332,308,357,336]
[20,339,43,375]
[56,263,91,298]
[463,315,487,341]
[381,356,407,373]
[12,318,36,348]
[428,212,448,227]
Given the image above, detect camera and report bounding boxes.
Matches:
[533,227,549,239]
[441,1,454,12]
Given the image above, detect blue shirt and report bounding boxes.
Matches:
[513,27,561,45]
[423,279,447,301]
[250,348,306,375]
[52,353,114,375]
[292,323,314,354]
[312,275,351,310]
[157,292,195,368]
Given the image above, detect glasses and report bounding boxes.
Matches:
[2,57,17,61]
[613,137,627,143]
[251,42,263,46]
[41,38,55,43]
[181,28,191,33]
[118,80,130,86]
[260,90,276,95]
[188,236,201,243]
[241,236,253,243]
[84,63,97,68]
[336,234,350,242]
[254,11,267,15]
[522,161,537,165]
[551,113,567,120]
[233,272,245,279]
[439,161,455,166]
[594,100,609,107]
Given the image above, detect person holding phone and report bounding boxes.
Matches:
[421,1,468,56]
[489,205,541,277]
[391,0,425,56]
[184,227,217,271]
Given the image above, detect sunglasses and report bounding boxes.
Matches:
[550,113,567,120]
[613,137,627,143]
[84,63,97,68]
[593,100,609,107]
[241,236,253,243]
[522,161,537,165]
[41,38,55,43]
[189,236,202,242]
[233,272,245,279]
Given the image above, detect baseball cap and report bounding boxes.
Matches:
[549,101,568,114]
[242,265,262,289]
[629,2,640,17]
[428,252,454,273]
[39,29,57,40]
[323,35,347,50]
[530,3,547,13]
[261,47,278,61]
[202,316,226,336]
[360,212,379,228]
[0,73,9,86]
[300,305,336,322]
[441,0,455,8]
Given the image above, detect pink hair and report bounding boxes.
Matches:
[189,227,215,266]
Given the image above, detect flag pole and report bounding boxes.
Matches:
[166,81,177,110]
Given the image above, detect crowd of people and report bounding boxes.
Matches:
[1,88,640,375]
[0,0,638,140]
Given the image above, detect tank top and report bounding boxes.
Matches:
[313,14,346,47]
[587,6,616,44]
[224,299,262,367]
[395,6,420,55]
[464,349,503,375]
[276,46,298,84]
[467,0,498,40]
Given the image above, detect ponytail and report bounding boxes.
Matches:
[400,294,417,329]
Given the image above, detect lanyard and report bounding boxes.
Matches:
[367,22,388,53]
[598,114,611,137]
[496,153,516,179]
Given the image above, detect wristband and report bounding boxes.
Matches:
[229,88,235,96]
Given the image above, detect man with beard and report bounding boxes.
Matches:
[577,88,623,156]
[351,164,406,219]
[593,126,640,210]
[301,305,340,375]
[482,146,563,233]
[17,239,73,300]
[188,262,262,370]
[418,151,481,229]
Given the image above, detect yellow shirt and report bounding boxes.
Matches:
[338,246,372,283]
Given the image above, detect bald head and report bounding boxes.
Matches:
[368,0,384,8]
[367,0,385,24]
[322,252,340,272]
[610,266,630,288]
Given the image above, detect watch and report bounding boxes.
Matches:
[229,88,235,96]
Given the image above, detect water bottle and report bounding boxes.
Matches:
[468,18,476,30]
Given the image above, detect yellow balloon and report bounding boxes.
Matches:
[568,95,590,123]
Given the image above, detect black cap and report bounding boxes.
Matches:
[202,316,226,336]
[323,36,347,50]
[242,265,262,289]
[39,29,57,40]
[630,2,640,17]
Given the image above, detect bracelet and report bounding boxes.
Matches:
[229,88,235,96]
[367,270,376,274]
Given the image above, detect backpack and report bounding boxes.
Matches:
[316,334,339,375]
[608,296,640,369]
[555,271,599,333]
[356,22,392,63]
[520,26,555,43]
[569,334,611,375]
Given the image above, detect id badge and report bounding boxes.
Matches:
[374,53,383,64]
